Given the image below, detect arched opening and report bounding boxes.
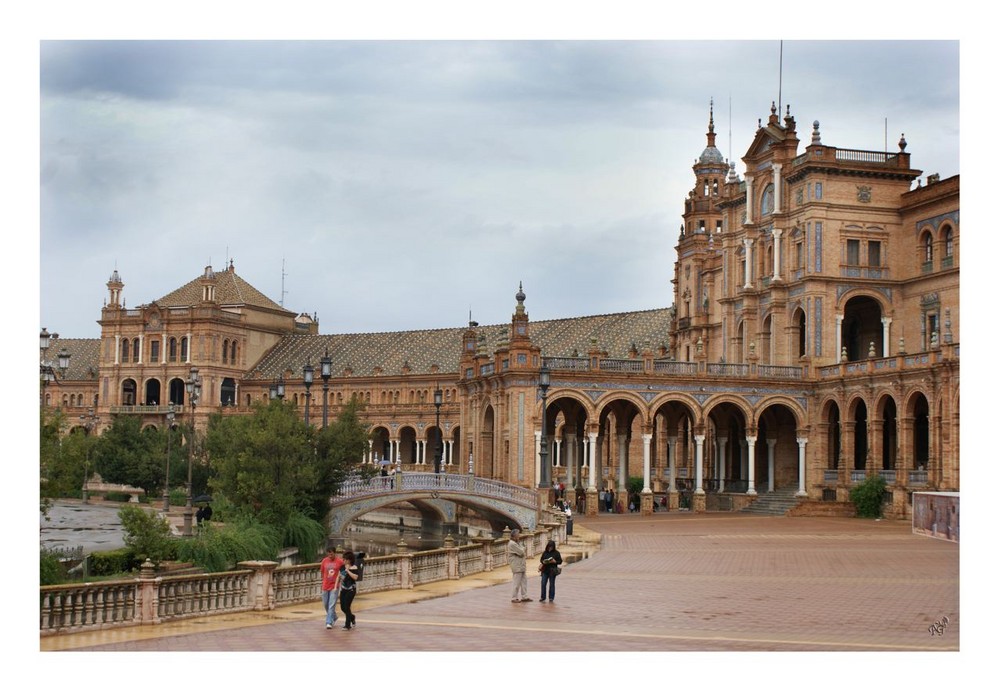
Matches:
[221,377,236,406]
[761,314,773,364]
[912,393,930,470]
[370,427,391,463]
[650,400,697,494]
[842,295,883,361]
[121,378,137,406]
[168,377,186,406]
[879,396,897,470]
[481,405,496,479]
[826,402,841,470]
[757,403,800,491]
[706,402,749,493]
[399,426,417,465]
[852,399,868,471]
[596,397,643,494]
[143,378,161,406]
[793,307,807,358]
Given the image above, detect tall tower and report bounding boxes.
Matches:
[106,269,124,308]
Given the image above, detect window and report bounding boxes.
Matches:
[715,220,722,233]
[924,233,933,263]
[222,339,229,364]
[169,338,177,362]
[944,228,953,257]
[150,340,160,362]
[815,182,823,200]
[180,337,188,361]
[868,241,881,267]
[846,239,860,266]
[761,184,775,216]
[121,338,130,363]
[796,241,804,269]
[132,338,140,363]
[230,340,237,364]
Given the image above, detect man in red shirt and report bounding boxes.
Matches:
[320,545,345,629]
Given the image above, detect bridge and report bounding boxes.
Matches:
[328,472,546,537]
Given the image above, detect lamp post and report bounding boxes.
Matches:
[162,404,175,510]
[538,364,551,491]
[183,366,201,537]
[320,350,332,428]
[302,362,314,426]
[79,407,99,504]
[269,374,285,401]
[433,388,443,474]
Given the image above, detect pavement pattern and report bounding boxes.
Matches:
[40,514,959,653]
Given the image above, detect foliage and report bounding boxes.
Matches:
[206,398,369,530]
[626,476,644,496]
[90,548,140,576]
[174,520,281,572]
[39,408,65,515]
[40,549,68,585]
[849,475,888,518]
[93,416,169,494]
[282,511,327,563]
[44,428,98,499]
[118,505,174,563]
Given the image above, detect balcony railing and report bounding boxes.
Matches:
[653,360,698,375]
[542,357,590,371]
[707,363,750,376]
[598,358,643,373]
[109,405,177,415]
[758,364,803,379]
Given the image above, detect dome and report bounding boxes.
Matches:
[699,145,724,164]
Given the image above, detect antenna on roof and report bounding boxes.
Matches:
[777,40,783,117]
[280,258,288,307]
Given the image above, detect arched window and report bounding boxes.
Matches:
[132,338,140,363]
[923,232,933,263]
[222,339,229,364]
[760,183,775,216]
[180,337,188,361]
[169,337,177,362]
[943,226,954,257]
[121,338,130,363]
[230,340,237,364]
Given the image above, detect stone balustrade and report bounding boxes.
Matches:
[40,524,562,636]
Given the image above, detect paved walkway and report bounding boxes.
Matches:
[40,513,960,656]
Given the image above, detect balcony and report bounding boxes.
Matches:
[109,405,178,415]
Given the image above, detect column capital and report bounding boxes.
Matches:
[745,435,757,444]
[796,437,809,446]
[694,434,705,443]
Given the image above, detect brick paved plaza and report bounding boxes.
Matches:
[40,514,961,657]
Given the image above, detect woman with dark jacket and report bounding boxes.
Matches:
[339,551,360,630]
[538,540,563,603]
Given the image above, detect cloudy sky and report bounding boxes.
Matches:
[38,38,960,339]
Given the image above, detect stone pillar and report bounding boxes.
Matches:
[773,163,782,211]
[745,177,754,225]
[766,438,777,492]
[238,560,279,611]
[796,438,809,497]
[693,434,706,513]
[835,315,843,362]
[444,534,460,580]
[746,435,758,495]
[534,430,542,486]
[667,436,678,493]
[617,433,628,489]
[772,228,783,282]
[587,432,597,492]
[743,239,754,288]
[565,433,576,488]
[881,317,892,358]
[717,433,728,491]
[136,559,161,625]
[641,433,652,492]
[396,540,414,590]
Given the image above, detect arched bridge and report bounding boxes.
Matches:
[328,472,542,536]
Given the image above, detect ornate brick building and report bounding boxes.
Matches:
[41,104,959,519]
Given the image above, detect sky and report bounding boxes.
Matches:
[37,38,960,339]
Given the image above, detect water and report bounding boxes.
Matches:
[40,501,127,554]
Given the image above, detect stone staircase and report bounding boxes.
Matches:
[739,486,803,516]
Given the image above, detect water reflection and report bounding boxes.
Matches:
[335,515,498,556]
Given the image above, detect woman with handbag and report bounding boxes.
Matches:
[538,540,563,603]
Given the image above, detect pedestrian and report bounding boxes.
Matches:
[338,550,360,630]
[608,488,616,512]
[599,489,606,511]
[320,545,344,629]
[507,529,531,602]
[538,539,563,603]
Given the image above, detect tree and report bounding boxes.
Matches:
[118,504,174,563]
[92,415,166,493]
[206,398,369,529]
[40,408,64,515]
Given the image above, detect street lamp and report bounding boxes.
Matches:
[320,349,332,428]
[183,366,201,537]
[79,407,99,504]
[433,388,443,474]
[269,374,285,400]
[302,361,314,426]
[57,348,71,376]
[538,363,551,491]
[162,404,175,510]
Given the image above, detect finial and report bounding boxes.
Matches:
[898,133,907,152]
[771,101,777,116]
[708,98,715,133]
[811,120,821,145]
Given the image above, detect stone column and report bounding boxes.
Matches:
[642,433,652,492]
[138,334,144,365]
[588,432,598,490]
[617,433,628,490]
[835,315,843,362]
[161,331,168,364]
[745,177,754,225]
[773,163,782,211]
[881,317,892,358]
[667,436,678,492]
[796,438,809,497]
[554,438,561,467]
[238,560,279,611]
[534,430,542,485]
[565,433,576,488]
[694,434,705,494]
[743,239,754,288]
[717,433,728,492]
[746,435,758,495]
[767,438,777,492]
[772,228,783,282]
[136,559,161,625]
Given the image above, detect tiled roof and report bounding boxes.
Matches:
[42,338,102,381]
[154,267,290,314]
[249,308,672,380]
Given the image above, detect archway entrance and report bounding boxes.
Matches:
[842,296,883,361]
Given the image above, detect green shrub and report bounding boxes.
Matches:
[90,547,139,576]
[282,511,326,563]
[118,505,174,563]
[175,520,281,572]
[850,475,888,518]
[40,550,67,585]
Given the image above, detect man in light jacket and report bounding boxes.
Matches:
[508,529,531,602]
